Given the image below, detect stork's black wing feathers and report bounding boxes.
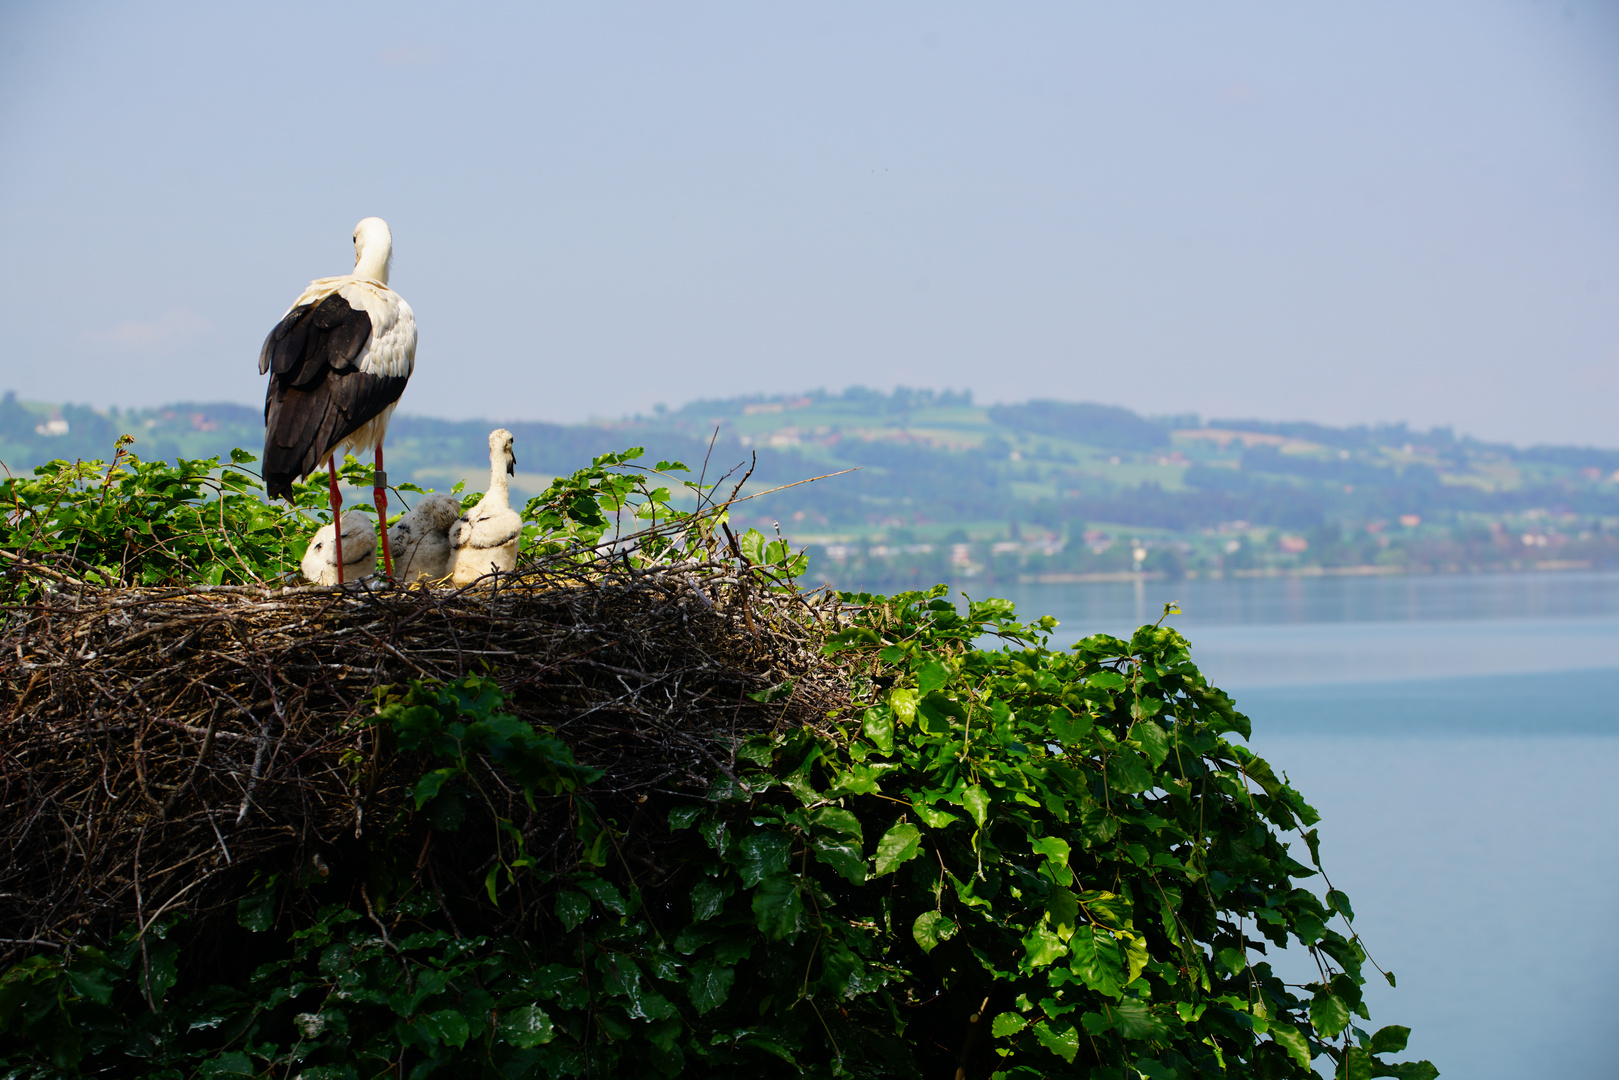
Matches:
[259,293,405,500]
[258,293,372,381]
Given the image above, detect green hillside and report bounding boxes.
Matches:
[5,387,1618,587]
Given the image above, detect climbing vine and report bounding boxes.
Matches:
[0,585,1436,1079]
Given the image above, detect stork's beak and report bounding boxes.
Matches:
[507,453,517,476]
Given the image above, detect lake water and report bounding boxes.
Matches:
[991,573,1619,1079]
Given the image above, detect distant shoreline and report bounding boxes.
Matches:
[1022,560,1596,584]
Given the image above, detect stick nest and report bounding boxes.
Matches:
[0,561,849,969]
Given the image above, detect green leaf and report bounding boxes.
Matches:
[416,1008,471,1049]
[809,805,863,840]
[861,706,894,754]
[1088,671,1128,691]
[1107,999,1168,1040]
[687,958,735,1014]
[991,1012,1028,1038]
[667,806,702,831]
[577,876,629,915]
[1105,750,1154,794]
[963,785,990,829]
[555,890,591,932]
[1030,835,1071,867]
[413,768,457,809]
[1021,923,1067,969]
[1377,1062,1439,1080]
[1128,720,1170,767]
[873,822,923,876]
[737,832,791,887]
[1267,1022,1312,1070]
[746,678,794,704]
[751,872,803,940]
[917,659,949,694]
[199,1052,256,1076]
[1310,990,1352,1038]
[1328,888,1356,920]
[811,836,867,884]
[911,910,959,953]
[1068,928,1124,997]
[1370,1025,1411,1054]
[502,1005,555,1048]
[889,687,918,724]
[236,886,275,933]
[1049,707,1094,744]
[690,878,732,922]
[1045,886,1079,942]
[1031,1019,1079,1063]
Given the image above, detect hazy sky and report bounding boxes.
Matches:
[2,1,1616,445]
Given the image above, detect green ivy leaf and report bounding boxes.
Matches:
[911,910,959,953]
[577,877,629,915]
[415,1008,471,1049]
[502,1004,555,1048]
[962,785,990,829]
[1311,990,1352,1038]
[1267,1021,1312,1071]
[917,659,949,694]
[861,706,895,754]
[1068,927,1125,997]
[687,958,735,1015]
[689,878,732,922]
[236,885,276,933]
[555,890,591,932]
[811,836,867,885]
[991,1012,1028,1038]
[873,822,922,876]
[737,832,792,887]
[1049,707,1094,744]
[1021,923,1067,969]
[1107,999,1168,1040]
[199,1052,256,1076]
[1031,1019,1079,1063]
[751,873,803,940]
[1370,1025,1411,1054]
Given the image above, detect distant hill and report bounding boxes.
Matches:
[6,386,1618,585]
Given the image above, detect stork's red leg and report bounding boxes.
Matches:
[374,446,393,578]
[327,456,344,585]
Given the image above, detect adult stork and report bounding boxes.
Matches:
[259,217,416,582]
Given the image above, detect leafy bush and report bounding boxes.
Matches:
[0,590,1435,1079]
[0,439,729,604]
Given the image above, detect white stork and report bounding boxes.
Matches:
[448,429,523,586]
[260,217,416,582]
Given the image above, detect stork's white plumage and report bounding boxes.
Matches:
[449,430,523,586]
[301,511,378,585]
[260,217,417,582]
[388,493,463,584]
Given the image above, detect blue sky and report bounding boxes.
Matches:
[2,1,1616,444]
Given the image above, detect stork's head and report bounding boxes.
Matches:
[490,428,517,476]
[352,217,394,284]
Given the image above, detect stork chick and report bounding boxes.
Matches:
[388,493,463,584]
[449,429,522,586]
[302,511,377,585]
